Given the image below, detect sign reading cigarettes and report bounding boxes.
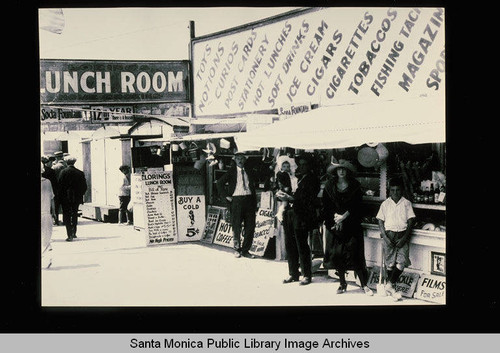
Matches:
[176,195,205,242]
[192,7,445,117]
[140,169,178,246]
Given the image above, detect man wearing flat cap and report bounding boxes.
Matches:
[216,151,257,258]
[279,153,320,285]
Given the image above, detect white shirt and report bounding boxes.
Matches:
[376,196,416,232]
[232,166,252,196]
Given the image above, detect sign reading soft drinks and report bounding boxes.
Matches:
[191,7,445,117]
[40,59,190,104]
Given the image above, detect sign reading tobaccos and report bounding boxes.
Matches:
[40,60,190,104]
[191,7,445,117]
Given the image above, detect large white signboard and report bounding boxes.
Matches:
[176,195,205,242]
[192,7,445,117]
[141,168,178,246]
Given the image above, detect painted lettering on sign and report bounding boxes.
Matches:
[192,7,445,117]
[40,60,189,104]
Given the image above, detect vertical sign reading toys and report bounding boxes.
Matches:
[141,167,178,246]
[176,195,205,242]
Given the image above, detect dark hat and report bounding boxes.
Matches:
[294,152,315,165]
[327,159,357,174]
[41,156,49,163]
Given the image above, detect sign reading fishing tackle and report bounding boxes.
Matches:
[176,195,205,242]
[191,7,445,117]
[40,59,190,104]
[140,167,178,246]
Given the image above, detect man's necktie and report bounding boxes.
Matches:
[241,168,248,192]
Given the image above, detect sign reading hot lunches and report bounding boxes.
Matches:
[192,7,445,117]
[176,195,205,242]
[140,168,178,245]
[40,59,189,104]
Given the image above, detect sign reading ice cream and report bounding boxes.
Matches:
[191,7,445,117]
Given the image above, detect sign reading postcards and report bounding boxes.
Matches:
[176,195,205,242]
[191,7,445,117]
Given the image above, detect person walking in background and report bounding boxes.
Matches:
[41,156,58,224]
[58,155,87,241]
[275,160,292,223]
[51,151,67,225]
[322,160,373,296]
[376,177,416,301]
[118,165,133,225]
[216,152,257,259]
[280,153,320,286]
[41,162,55,269]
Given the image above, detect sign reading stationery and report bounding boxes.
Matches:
[192,7,445,117]
[140,168,178,246]
[176,195,205,242]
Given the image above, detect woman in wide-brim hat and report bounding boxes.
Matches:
[322,159,373,296]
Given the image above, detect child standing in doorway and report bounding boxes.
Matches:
[376,177,416,300]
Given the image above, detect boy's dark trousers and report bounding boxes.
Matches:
[283,208,312,279]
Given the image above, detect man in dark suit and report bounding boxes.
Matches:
[216,152,257,258]
[57,156,88,241]
[279,153,320,285]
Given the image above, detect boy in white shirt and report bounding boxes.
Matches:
[376,177,416,300]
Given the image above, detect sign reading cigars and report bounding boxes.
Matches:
[40,59,189,104]
[191,8,445,117]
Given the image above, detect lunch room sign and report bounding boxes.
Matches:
[40,59,190,104]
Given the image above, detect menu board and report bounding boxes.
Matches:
[141,167,178,246]
[176,195,205,242]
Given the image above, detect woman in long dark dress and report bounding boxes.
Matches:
[322,160,373,296]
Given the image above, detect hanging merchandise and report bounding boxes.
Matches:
[358,146,379,168]
[188,142,200,161]
[375,143,389,166]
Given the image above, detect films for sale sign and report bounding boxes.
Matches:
[367,266,420,298]
[141,168,178,246]
[414,274,446,304]
[176,195,205,242]
[249,208,275,256]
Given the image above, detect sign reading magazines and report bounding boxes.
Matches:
[140,168,178,246]
[191,7,445,117]
[176,195,205,242]
[40,59,190,104]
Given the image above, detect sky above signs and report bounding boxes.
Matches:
[39,7,300,61]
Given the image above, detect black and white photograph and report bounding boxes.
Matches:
[38,6,449,309]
